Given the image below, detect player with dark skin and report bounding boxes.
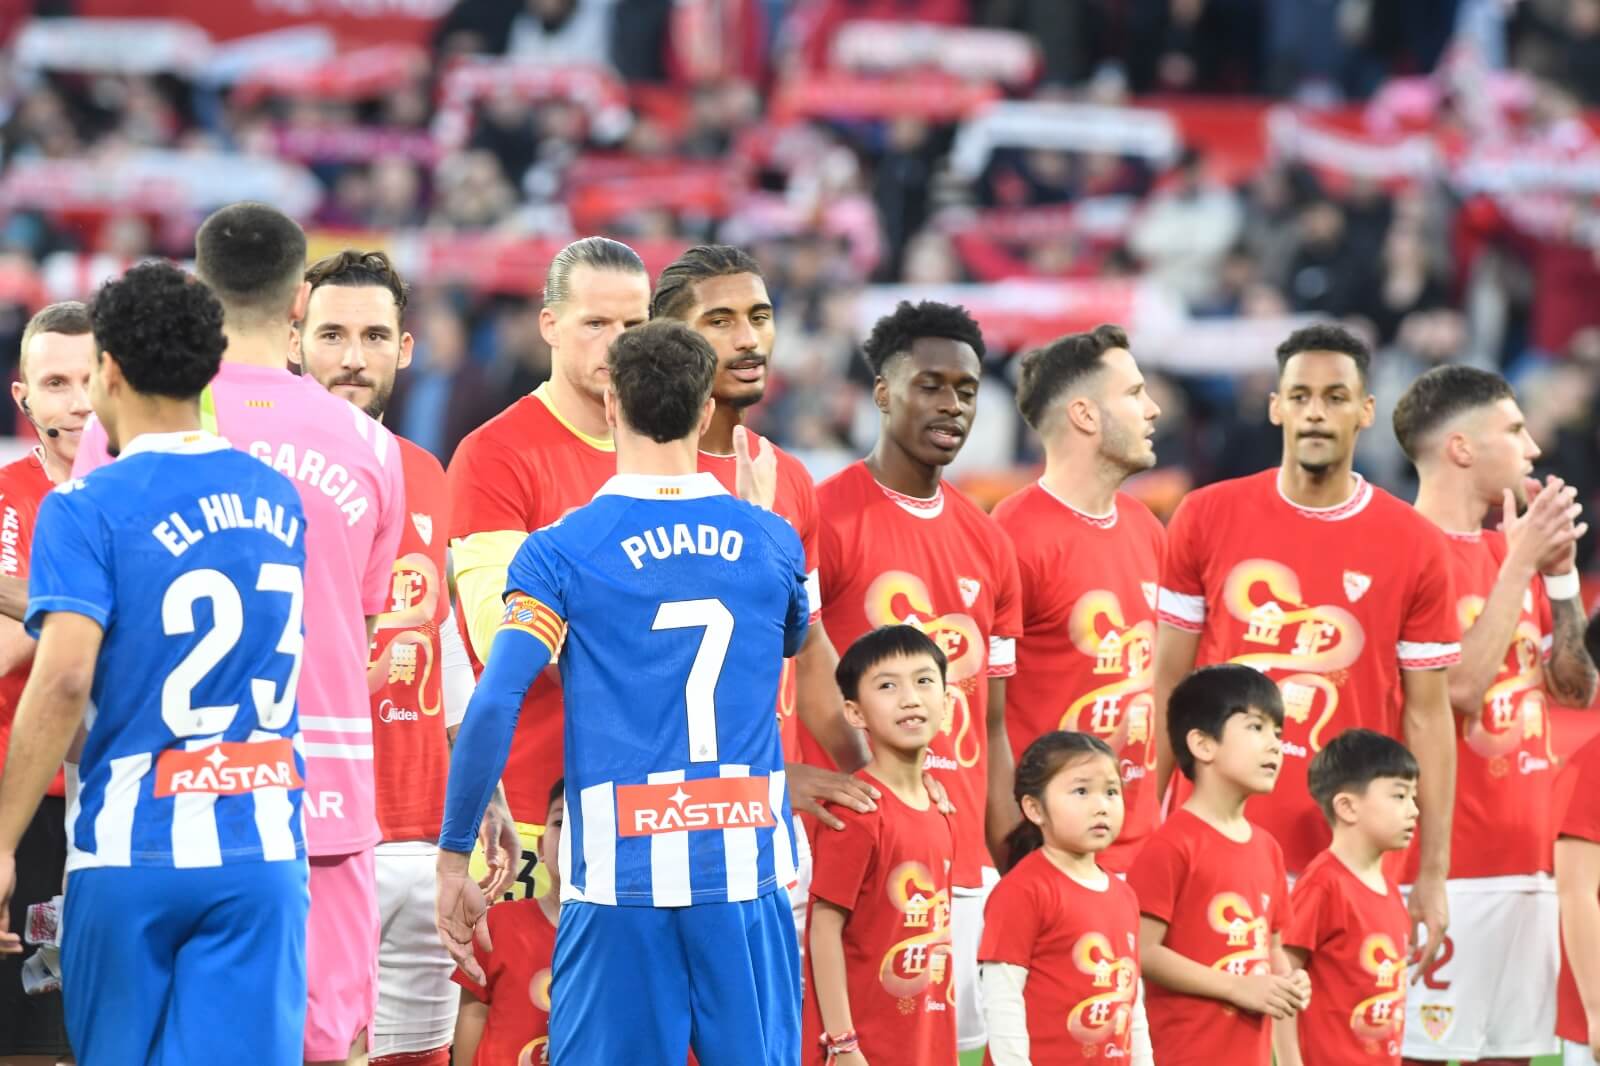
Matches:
[861,334,1016,858]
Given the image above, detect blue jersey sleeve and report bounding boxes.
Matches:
[503,527,569,658]
[772,517,809,658]
[24,486,113,637]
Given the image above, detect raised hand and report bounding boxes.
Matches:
[734,425,778,512]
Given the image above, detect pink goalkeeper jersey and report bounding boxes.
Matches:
[73,362,406,856]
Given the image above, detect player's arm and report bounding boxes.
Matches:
[1400,666,1454,971]
[794,621,869,772]
[442,606,519,899]
[1152,623,1202,802]
[977,962,1031,1066]
[0,612,35,676]
[0,611,101,950]
[1272,945,1311,1066]
[0,575,26,624]
[986,676,1018,866]
[452,531,529,663]
[809,899,868,1065]
[452,988,488,1066]
[1448,549,1539,715]
[1557,834,1600,1052]
[1546,588,1598,708]
[1138,915,1302,1018]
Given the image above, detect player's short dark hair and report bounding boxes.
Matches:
[91,261,226,400]
[1391,365,1515,463]
[1275,323,1370,388]
[194,202,308,323]
[303,249,410,326]
[550,777,565,808]
[650,244,765,321]
[1015,324,1131,431]
[545,236,646,309]
[1307,728,1418,824]
[1003,731,1117,872]
[19,301,92,379]
[834,624,948,703]
[1168,664,1285,781]
[606,320,717,443]
[861,300,986,377]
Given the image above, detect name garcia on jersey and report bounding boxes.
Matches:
[621,522,744,571]
[151,492,302,558]
[248,441,372,527]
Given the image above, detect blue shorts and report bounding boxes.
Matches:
[62,859,309,1065]
[549,889,800,1066]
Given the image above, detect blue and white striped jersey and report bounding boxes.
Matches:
[25,431,308,872]
[504,472,809,908]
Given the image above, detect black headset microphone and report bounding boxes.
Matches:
[19,398,60,439]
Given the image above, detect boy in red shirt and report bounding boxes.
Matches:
[453,781,564,1066]
[1128,664,1310,1066]
[804,625,958,1065]
[1555,728,1600,1063]
[1281,729,1417,1066]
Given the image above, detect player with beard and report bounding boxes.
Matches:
[1153,323,1460,976]
[991,325,1165,873]
[813,300,1023,1053]
[447,238,650,902]
[651,244,898,933]
[293,250,516,1066]
[1392,366,1595,1066]
[0,302,92,1065]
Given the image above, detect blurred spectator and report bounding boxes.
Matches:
[390,296,503,462]
[1128,149,1244,308]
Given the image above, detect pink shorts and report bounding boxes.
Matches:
[305,848,380,1062]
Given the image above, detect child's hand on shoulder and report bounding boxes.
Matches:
[1227,970,1310,1018]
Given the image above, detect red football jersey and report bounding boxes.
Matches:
[699,436,822,764]
[801,773,957,1066]
[1284,849,1410,1065]
[453,899,556,1066]
[447,385,616,822]
[1404,530,1555,882]
[1126,808,1291,1066]
[816,462,1022,888]
[1159,471,1461,874]
[370,437,452,843]
[0,451,62,798]
[992,485,1164,873]
[1557,732,1600,1045]
[977,849,1142,1062]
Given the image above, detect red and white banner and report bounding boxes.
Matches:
[949,101,1182,180]
[75,0,450,47]
[829,21,1039,87]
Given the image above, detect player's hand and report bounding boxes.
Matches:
[477,798,520,901]
[733,425,778,512]
[1287,967,1312,1009]
[1407,872,1449,979]
[0,851,18,955]
[436,849,491,984]
[1503,478,1585,579]
[787,762,877,830]
[1226,971,1307,1019]
[922,772,955,815]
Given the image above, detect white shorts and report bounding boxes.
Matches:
[786,817,812,947]
[372,843,458,1057]
[1568,1040,1600,1065]
[951,866,1000,1052]
[1401,874,1559,1060]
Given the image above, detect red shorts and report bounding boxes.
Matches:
[305,848,380,1062]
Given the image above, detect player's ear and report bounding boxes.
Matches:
[1331,790,1360,826]
[539,305,561,348]
[1444,430,1472,469]
[841,698,867,731]
[289,280,311,326]
[10,379,24,417]
[697,395,715,438]
[1267,391,1283,427]
[603,385,618,430]
[1066,395,1097,436]
[287,325,304,369]
[398,330,415,371]
[1185,727,1215,767]
[873,376,889,414]
[1359,390,1376,429]
[1020,793,1046,829]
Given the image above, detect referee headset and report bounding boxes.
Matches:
[18,396,60,439]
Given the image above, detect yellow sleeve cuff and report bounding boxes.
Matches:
[451,530,527,661]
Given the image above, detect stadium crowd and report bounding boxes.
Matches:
[6,3,1600,1066]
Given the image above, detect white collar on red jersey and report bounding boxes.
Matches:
[1036,480,1118,529]
[1275,470,1373,522]
[116,429,231,460]
[872,475,945,520]
[595,472,729,501]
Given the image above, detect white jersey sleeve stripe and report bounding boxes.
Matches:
[770,770,797,888]
[720,764,759,903]
[84,751,150,870]
[988,636,1016,669]
[648,769,692,908]
[579,781,617,906]
[805,570,822,619]
[301,741,374,760]
[251,728,299,862]
[299,715,373,734]
[1157,588,1207,627]
[1397,640,1462,669]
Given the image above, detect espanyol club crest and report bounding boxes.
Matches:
[1343,570,1372,603]
[411,512,432,545]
